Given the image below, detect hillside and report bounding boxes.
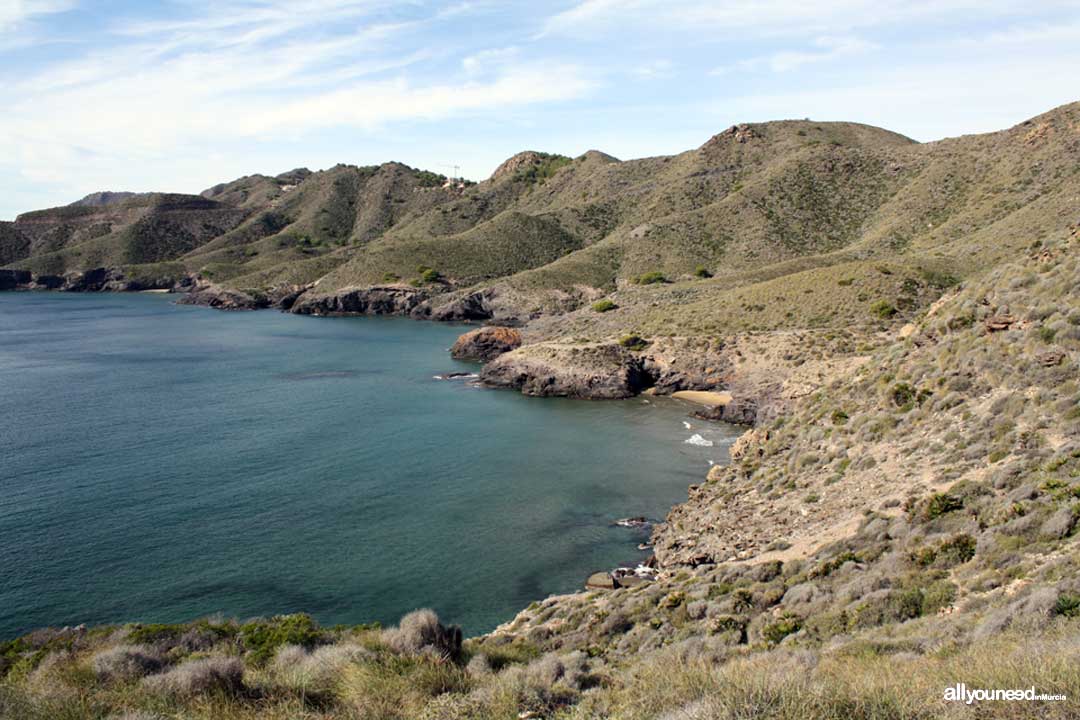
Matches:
[3,103,1077,335]
[3,213,1078,720]
[2,102,1080,719]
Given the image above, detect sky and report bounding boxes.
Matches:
[2,0,1079,219]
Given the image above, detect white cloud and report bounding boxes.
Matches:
[543,0,1080,37]
[711,36,875,75]
[632,59,674,80]
[0,0,74,32]
[462,46,520,75]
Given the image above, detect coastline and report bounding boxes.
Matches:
[0,289,743,639]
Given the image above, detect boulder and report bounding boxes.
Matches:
[450,326,523,362]
[585,572,616,590]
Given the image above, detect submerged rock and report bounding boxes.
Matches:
[450,326,523,362]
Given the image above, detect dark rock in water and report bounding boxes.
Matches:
[480,341,651,399]
[273,283,314,310]
[63,267,123,292]
[434,372,477,380]
[0,269,32,290]
[291,285,427,316]
[32,274,64,289]
[450,326,523,362]
[177,283,268,310]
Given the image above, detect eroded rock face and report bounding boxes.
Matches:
[290,285,428,316]
[177,283,267,310]
[479,341,650,399]
[431,289,497,322]
[0,269,31,290]
[450,326,523,362]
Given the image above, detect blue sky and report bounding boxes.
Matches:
[2,0,1079,219]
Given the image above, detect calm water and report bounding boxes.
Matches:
[0,293,739,638]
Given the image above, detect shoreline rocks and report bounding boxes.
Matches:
[176,283,268,310]
[479,341,651,399]
[450,326,523,362]
[0,267,186,293]
[290,285,429,316]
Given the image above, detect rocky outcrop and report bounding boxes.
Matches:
[290,285,428,316]
[450,326,523,362]
[177,283,268,310]
[31,274,64,289]
[431,289,498,322]
[0,269,31,290]
[0,267,186,292]
[480,341,651,399]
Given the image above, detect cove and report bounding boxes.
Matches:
[0,292,741,638]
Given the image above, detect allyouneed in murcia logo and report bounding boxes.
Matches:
[943,683,1067,704]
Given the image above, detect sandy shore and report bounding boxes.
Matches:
[670,390,732,407]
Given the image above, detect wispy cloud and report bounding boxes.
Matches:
[0,1,594,212]
[0,0,75,33]
[632,59,674,80]
[711,36,875,75]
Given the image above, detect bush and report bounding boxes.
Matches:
[239,614,323,665]
[420,268,441,283]
[634,271,667,285]
[618,334,649,351]
[890,383,916,410]
[694,265,712,279]
[761,613,802,645]
[270,642,371,693]
[382,272,401,282]
[384,609,462,661]
[870,300,897,319]
[1054,594,1080,618]
[920,493,964,520]
[831,409,849,426]
[143,656,245,697]
[91,644,164,682]
[592,299,617,313]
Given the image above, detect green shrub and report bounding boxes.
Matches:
[920,493,964,520]
[239,614,323,665]
[592,299,617,313]
[1054,593,1080,617]
[694,265,712,279]
[634,271,667,285]
[382,272,401,282]
[891,383,916,411]
[761,613,802,644]
[831,409,849,425]
[871,300,897,319]
[619,334,649,351]
[420,267,441,283]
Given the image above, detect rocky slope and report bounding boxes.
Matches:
[3,103,1080,719]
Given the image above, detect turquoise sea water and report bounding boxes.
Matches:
[0,293,740,638]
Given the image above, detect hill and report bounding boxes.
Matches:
[2,102,1080,719]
